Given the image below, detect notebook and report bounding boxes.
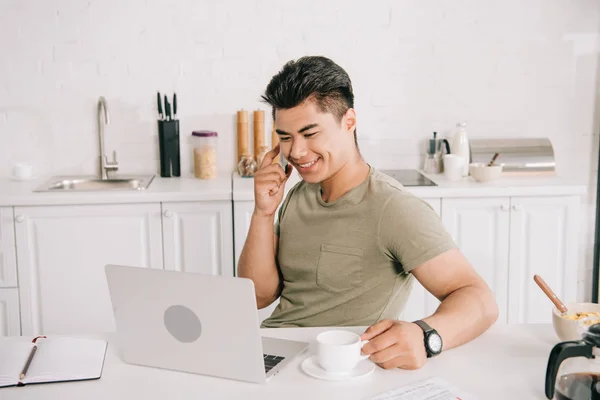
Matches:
[0,336,108,388]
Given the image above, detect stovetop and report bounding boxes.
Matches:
[379,169,437,187]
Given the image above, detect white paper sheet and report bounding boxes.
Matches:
[365,377,477,400]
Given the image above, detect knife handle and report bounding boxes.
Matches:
[173,93,177,119]
[157,92,163,120]
[164,95,171,121]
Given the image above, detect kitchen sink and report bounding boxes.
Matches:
[34,174,155,192]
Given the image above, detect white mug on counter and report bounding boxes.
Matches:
[443,155,464,181]
[12,163,34,181]
[316,330,369,374]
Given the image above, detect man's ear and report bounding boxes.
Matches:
[343,108,357,135]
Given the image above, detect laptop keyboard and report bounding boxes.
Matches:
[263,354,285,374]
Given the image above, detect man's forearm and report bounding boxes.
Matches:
[423,284,498,351]
[237,213,281,308]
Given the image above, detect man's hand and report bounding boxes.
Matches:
[253,144,292,218]
[360,319,427,370]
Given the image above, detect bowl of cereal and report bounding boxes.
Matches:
[552,302,600,341]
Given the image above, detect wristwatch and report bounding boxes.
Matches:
[413,320,443,358]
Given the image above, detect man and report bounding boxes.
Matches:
[237,56,498,370]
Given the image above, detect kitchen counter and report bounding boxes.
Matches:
[233,169,587,201]
[0,169,587,207]
[0,174,232,206]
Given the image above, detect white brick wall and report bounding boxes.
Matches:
[1,0,599,299]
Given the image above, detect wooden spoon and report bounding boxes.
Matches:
[488,153,500,167]
[534,274,568,315]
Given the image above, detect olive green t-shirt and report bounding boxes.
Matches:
[261,166,457,328]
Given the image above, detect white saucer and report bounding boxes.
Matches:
[300,355,375,381]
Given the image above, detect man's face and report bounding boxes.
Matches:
[275,100,356,184]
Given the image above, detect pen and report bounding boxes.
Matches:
[19,345,37,380]
[157,92,163,120]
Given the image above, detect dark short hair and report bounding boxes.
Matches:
[261,56,358,146]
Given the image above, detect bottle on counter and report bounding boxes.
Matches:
[191,130,218,180]
[237,153,257,178]
[451,122,470,176]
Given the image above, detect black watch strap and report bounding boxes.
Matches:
[413,319,443,358]
[413,319,433,333]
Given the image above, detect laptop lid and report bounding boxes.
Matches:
[105,264,268,383]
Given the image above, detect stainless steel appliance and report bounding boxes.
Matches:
[380,169,437,187]
[469,138,556,175]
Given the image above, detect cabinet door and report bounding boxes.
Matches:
[400,198,443,322]
[0,207,17,287]
[0,288,20,336]
[233,201,255,271]
[441,197,511,323]
[15,204,163,335]
[508,196,580,323]
[162,201,234,277]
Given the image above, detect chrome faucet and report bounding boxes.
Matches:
[97,96,118,179]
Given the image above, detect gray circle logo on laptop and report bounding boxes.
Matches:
[163,305,202,343]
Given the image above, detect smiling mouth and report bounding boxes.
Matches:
[293,158,320,169]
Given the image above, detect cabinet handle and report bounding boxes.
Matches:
[500,205,509,212]
[512,204,523,211]
[15,214,25,223]
[163,210,173,218]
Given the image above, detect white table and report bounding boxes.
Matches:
[3,323,560,400]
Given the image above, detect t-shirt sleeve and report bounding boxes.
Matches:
[378,194,457,273]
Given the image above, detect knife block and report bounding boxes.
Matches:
[158,120,181,177]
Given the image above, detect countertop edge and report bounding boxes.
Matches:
[0,173,588,207]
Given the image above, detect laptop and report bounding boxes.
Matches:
[104,264,309,384]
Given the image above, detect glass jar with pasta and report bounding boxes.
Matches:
[191,130,218,179]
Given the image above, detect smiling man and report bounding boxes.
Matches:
[237,56,498,370]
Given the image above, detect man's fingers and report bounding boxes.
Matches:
[256,170,286,184]
[367,343,406,365]
[260,144,280,169]
[258,180,281,195]
[361,330,397,356]
[361,319,394,341]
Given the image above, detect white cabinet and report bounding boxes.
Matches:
[441,197,511,323]
[0,207,17,287]
[440,196,579,324]
[162,201,234,277]
[233,201,255,272]
[507,196,579,323]
[0,288,20,336]
[15,204,163,335]
[400,198,444,322]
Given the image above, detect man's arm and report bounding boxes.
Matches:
[237,144,292,309]
[361,248,498,369]
[411,248,498,349]
[237,224,281,308]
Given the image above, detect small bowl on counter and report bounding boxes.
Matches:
[469,163,503,183]
[552,302,600,342]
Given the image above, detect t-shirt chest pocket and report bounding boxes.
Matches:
[316,244,364,293]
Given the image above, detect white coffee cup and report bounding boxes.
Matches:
[316,330,369,374]
[442,155,464,182]
[13,163,33,180]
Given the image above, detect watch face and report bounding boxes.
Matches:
[427,333,443,354]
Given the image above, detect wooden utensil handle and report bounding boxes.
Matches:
[533,274,568,313]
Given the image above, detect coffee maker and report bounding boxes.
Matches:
[545,323,600,399]
[423,132,451,174]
